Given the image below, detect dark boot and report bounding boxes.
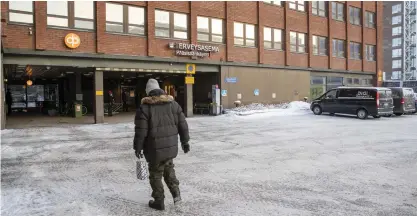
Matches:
[149,199,165,210]
[172,190,182,204]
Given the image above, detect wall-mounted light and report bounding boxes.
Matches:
[26,80,33,86]
[46,66,51,70]
[28,27,33,35]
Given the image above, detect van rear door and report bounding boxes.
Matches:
[403,88,416,111]
[377,89,394,114]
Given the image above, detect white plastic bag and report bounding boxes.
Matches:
[136,159,148,180]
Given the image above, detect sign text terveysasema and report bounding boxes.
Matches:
[169,42,220,58]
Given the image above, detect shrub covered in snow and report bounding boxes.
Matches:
[224,101,311,116]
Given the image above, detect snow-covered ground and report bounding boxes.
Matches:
[1,107,417,216]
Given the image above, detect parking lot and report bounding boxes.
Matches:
[1,111,417,216]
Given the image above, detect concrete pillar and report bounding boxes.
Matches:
[185,83,193,117]
[94,71,104,124]
[0,52,5,130]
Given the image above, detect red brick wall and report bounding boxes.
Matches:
[1,1,382,75]
[332,57,347,70]
[311,55,329,69]
[263,50,285,65]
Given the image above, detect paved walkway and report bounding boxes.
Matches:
[2,112,417,216]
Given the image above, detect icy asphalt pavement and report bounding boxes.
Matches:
[1,112,417,216]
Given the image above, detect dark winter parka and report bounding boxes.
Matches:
[133,89,189,164]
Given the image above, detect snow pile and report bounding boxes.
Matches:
[224,101,311,116]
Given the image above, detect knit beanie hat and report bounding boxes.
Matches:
[145,78,160,95]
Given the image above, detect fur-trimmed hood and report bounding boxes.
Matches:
[141,94,174,105]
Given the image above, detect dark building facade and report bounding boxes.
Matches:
[1,1,384,128]
[382,1,416,89]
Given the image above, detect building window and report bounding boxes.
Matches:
[8,1,33,24]
[349,42,361,60]
[391,71,401,80]
[155,10,188,39]
[392,60,402,69]
[197,16,224,43]
[392,4,401,14]
[392,15,402,25]
[353,78,360,85]
[234,22,256,47]
[392,38,402,47]
[349,7,361,26]
[47,1,94,30]
[289,1,305,12]
[312,35,327,56]
[332,2,344,22]
[105,3,145,35]
[312,1,327,17]
[332,39,345,58]
[263,1,283,6]
[264,27,283,50]
[345,78,353,85]
[365,11,375,28]
[392,49,402,58]
[290,32,306,53]
[392,26,402,36]
[365,45,375,61]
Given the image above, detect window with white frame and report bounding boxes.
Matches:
[392,4,401,14]
[263,27,283,50]
[392,26,402,36]
[263,1,283,6]
[47,1,95,30]
[365,45,375,61]
[392,60,402,69]
[392,15,402,25]
[312,1,327,17]
[105,3,145,34]
[155,10,188,39]
[312,35,327,55]
[332,2,345,22]
[332,39,345,58]
[391,71,401,80]
[392,38,402,47]
[197,16,224,43]
[234,22,256,47]
[349,6,361,25]
[289,1,305,12]
[392,49,402,58]
[365,11,375,28]
[290,31,306,53]
[8,1,33,24]
[349,42,361,60]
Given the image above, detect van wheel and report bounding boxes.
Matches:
[357,109,368,120]
[312,105,322,115]
[373,115,381,119]
[395,113,403,116]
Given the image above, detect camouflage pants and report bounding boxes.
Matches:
[148,159,179,200]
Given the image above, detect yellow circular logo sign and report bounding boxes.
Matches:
[64,33,81,49]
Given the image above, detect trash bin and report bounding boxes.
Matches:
[74,102,82,118]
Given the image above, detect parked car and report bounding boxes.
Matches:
[310,87,394,119]
[388,87,416,116]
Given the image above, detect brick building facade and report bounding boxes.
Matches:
[1,1,384,128]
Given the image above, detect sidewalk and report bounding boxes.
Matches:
[5,112,137,129]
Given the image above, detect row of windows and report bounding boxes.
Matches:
[9,1,378,33]
[263,1,376,28]
[311,76,372,86]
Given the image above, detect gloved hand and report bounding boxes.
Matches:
[135,150,144,159]
[181,143,190,154]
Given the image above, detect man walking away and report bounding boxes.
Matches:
[6,89,12,116]
[133,78,190,211]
